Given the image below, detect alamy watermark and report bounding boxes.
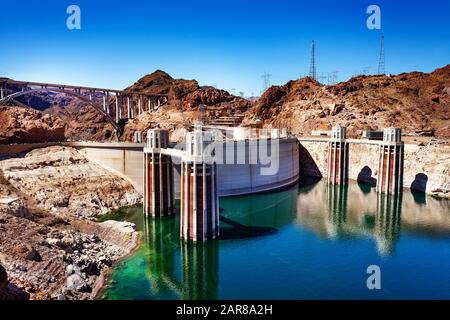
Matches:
[165,128,282,176]
[66,5,81,30]
[366,5,381,30]
[366,265,381,290]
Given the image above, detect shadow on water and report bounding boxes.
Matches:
[219,215,277,240]
[298,175,322,191]
[219,184,299,233]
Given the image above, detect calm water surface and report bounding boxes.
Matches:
[102,178,450,299]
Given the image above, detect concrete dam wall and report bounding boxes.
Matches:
[73,139,300,199]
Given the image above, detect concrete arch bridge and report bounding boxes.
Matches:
[0,78,168,137]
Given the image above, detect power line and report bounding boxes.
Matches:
[327,71,338,85]
[317,73,326,84]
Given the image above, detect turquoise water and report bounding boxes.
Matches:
[102,178,450,300]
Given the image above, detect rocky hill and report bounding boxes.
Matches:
[0,107,65,144]
[244,65,450,138]
[0,146,141,299]
[1,66,449,144]
[119,70,251,141]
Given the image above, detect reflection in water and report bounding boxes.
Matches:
[375,193,402,255]
[105,179,450,299]
[326,185,348,237]
[298,180,402,255]
[143,216,179,294]
[143,216,219,299]
[181,241,218,300]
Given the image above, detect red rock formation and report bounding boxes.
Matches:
[120,70,251,141]
[0,107,66,144]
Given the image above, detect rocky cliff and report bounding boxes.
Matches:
[244,65,450,138]
[120,70,251,141]
[0,146,141,300]
[0,107,65,144]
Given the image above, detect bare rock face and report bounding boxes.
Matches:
[44,98,115,142]
[0,147,141,299]
[246,65,450,138]
[120,70,252,141]
[0,106,66,144]
[0,146,142,219]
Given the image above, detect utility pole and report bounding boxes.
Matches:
[309,40,317,80]
[378,35,385,75]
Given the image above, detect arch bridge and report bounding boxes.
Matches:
[0,78,169,137]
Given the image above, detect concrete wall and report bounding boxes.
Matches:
[298,139,450,197]
[73,144,145,194]
[72,139,300,199]
[173,138,300,198]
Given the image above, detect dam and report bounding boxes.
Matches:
[1,125,445,209]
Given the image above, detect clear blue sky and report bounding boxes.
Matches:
[0,0,449,96]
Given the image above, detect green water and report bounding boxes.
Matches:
[102,178,450,299]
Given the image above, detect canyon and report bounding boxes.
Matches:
[1,65,449,299]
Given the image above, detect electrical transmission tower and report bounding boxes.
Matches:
[261,72,272,93]
[327,71,338,85]
[362,66,372,75]
[378,35,385,75]
[309,40,317,80]
[317,73,326,84]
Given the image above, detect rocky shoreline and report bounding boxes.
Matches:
[0,146,142,299]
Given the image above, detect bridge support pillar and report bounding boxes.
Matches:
[181,127,219,241]
[103,94,107,112]
[327,126,348,185]
[106,91,110,114]
[127,96,131,118]
[143,129,174,217]
[138,96,142,115]
[115,93,120,122]
[377,128,404,194]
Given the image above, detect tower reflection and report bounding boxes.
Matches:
[374,193,402,255]
[297,180,403,255]
[143,216,179,294]
[181,241,219,300]
[143,216,219,299]
[326,184,348,237]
